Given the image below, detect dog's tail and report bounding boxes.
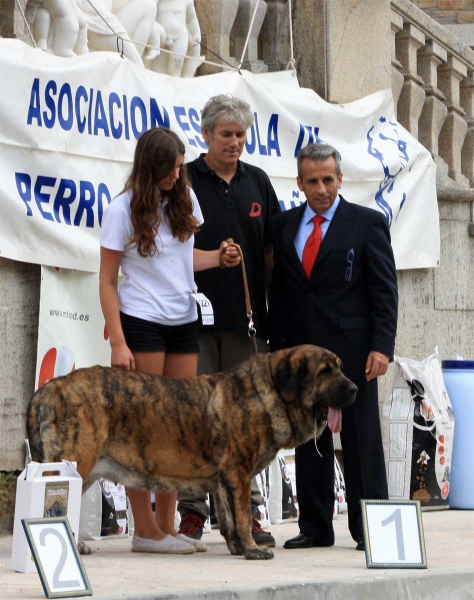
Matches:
[26,384,60,463]
[26,391,45,462]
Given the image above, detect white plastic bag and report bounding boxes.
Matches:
[268,449,298,524]
[79,479,130,540]
[269,449,347,524]
[381,352,455,510]
[334,456,347,518]
[254,467,271,528]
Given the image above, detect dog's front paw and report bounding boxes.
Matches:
[244,546,274,560]
[78,541,92,555]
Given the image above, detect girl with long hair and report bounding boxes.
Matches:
[99,127,239,554]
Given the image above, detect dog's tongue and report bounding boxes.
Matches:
[328,407,342,433]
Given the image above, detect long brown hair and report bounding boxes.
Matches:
[122,128,198,257]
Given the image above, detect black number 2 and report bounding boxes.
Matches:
[39,528,80,589]
[381,508,405,560]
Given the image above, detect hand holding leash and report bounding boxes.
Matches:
[219,239,241,268]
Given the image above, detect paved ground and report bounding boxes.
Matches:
[1,510,473,600]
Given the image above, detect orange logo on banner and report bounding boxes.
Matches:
[249,202,262,217]
[38,346,76,388]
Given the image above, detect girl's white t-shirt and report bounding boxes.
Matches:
[100,189,203,326]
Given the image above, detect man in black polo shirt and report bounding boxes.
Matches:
[177,94,281,548]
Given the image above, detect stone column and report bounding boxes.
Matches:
[390,10,405,112]
[0,0,15,39]
[0,258,40,471]
[194,0,240,75]
[231,0,268,73]
[2,0,32,45]
[460,71,474,186]
[292,0,392,102]
[438,55,469,186]
[325,0,392,103]
[260,0,290,72]
[396,23,426,139]
[418,40,449,181]
[291,0,326,97]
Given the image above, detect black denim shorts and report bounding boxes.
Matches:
[120,312,200,353]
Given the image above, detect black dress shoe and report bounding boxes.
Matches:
[283,533,334,549]
[356,538,365,551]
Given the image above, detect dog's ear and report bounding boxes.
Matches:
[272,348,309,402]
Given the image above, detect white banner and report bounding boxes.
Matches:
[0,39,438,270]
[35,267,111,389]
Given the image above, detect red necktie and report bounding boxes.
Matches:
[302,215,325,279]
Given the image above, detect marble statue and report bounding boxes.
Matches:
[26,0,205,77]
[148,0,204,77]
[28,0,88,57]
[78,0,157,66]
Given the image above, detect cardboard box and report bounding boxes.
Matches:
[11,460,82,573]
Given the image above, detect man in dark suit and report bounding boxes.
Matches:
[269,142,398,551]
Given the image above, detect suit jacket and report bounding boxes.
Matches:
[269,196,398,382]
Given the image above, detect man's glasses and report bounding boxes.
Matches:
[345,248,354,282]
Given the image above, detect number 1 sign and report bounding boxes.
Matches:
[22,517,92,598]
[360,500,427,569]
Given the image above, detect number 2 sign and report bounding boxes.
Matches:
[360,500,427,569]
[22,517,92,598]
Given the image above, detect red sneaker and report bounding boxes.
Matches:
[179,512,205,540]
[252,518,276,547]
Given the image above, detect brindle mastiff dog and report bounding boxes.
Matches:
[27,344,357,560]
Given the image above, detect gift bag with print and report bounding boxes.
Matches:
[79,479,130,540]
[268,449,299,524]
[381,352,455,509]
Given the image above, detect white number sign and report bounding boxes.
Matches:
[360,500,427,569]
[22,517,92,598]
[191,292,214,325]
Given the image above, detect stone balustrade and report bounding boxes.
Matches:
[392,0,474,193]
[196,0,290,75]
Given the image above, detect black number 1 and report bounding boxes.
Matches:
[381,508,405,560]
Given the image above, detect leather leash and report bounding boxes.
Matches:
[220,238,258,355]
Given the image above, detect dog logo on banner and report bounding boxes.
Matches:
[367,117,410,227]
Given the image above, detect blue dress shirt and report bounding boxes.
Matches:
[294,195,341,261]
